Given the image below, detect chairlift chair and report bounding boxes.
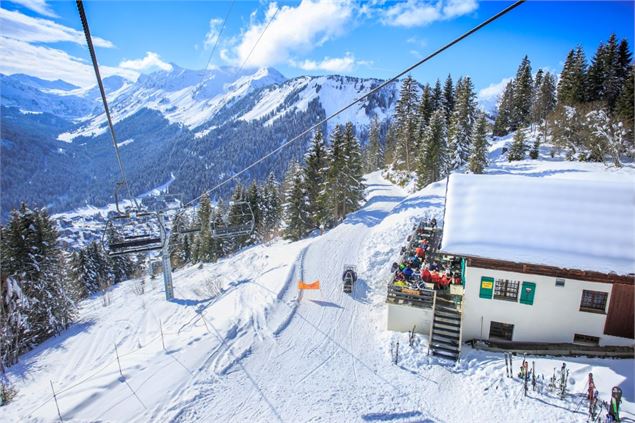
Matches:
[211,201,255,239]
[103,210,166,256]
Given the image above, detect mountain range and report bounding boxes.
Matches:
[1,65,403,219]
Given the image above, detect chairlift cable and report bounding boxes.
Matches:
[237,7,280,73]
[76,0,139,210]
[168,0,236,186]
[184,0,526,208]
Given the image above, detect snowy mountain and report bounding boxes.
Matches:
[1,66,400,217]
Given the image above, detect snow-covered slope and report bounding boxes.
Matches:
[57,66,287,141]
[4,150,634,422]
[239,74,398,129]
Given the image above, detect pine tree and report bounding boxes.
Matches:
[511,55,533,129]
[320,124,351,223]
[443,74,455,123]
[261,172,282,239]
[196,193,213,262]
[508,130,526,161]
[468,115,488,174]
[303,130,328,230]
[532,71,557,123]
[617,39,633,81]
[587,35,625,110]
[448,76,477,169]
[493,81,515,136]
[342,122,366,215]
[432,79,443,112]
[383,122,398,166]
[0,205,76,363]
[557,47,587,105]
[246,181,263,241]
[418,84,434,129]
[282,162,309,240]
[416,109,448,188]
[394,76,420,171]
[615,66,634,136]
[366,117,383,172]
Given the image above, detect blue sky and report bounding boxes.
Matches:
[1,0,633,100]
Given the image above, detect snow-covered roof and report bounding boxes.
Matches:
[440,174,635,276]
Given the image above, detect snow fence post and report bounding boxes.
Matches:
[394,341,399,365]
[160,319,166,351]
[114,343,123,379]
[50,380,63,422]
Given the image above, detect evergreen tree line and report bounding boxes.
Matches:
[0,204,142,368]
[169,172,283,265]
[384,73,490,186]
[494,34,634,165]
[169,121,366,259]
[283,122,365,241]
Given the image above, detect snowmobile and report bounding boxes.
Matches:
[342,265,357,294]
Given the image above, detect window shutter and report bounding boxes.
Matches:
[520,282,536,305]
[479,277,494,299]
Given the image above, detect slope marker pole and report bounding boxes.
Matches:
[50,380,63,422]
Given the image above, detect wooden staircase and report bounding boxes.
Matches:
[429,295,463,361]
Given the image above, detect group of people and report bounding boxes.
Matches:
[391,219,463,292]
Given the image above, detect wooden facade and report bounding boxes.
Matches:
[604,283,635,339]
[465,256,634,285]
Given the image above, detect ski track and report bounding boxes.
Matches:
[5,164,635,423]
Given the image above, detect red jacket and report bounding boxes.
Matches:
[420,268,431,282]
[415,247,425,258]
[430,271,441,284]
[440,274,450,287]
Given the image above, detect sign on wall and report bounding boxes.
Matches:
[479,277,494,299]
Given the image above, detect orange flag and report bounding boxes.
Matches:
[298,280,320,290]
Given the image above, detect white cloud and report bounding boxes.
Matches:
[0,36,137,87]
[290,53,357,73]
[382,0,478,27]
[0,8,113,47]
[9,0,57,18]
[227,0,355,68]
[478,76,511,112]
[204,18,224,49]
[119,52,173,72]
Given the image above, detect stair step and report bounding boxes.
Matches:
[434,309,460,320]
[433,318,460,329]
[432,349,459,360]
[435,304,460,313]
[431,343,460,357]
[432,327,460,339]
[432,333,460,345]
[434,317,461,327]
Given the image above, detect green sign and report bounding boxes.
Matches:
[479,277,494,299]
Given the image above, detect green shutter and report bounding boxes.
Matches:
[519,282,536,305]
[479,277,494,299]
[460,258,466,286]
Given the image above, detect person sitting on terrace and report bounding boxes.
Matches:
[409,256,422,270]
[402,265,414,281]
[430,217,437,228]
[415,246,425,259]
[394,278,408,288]
[452,272,462,285]
[439,272,451,290]
[420,265,432,283]
[391,262,399,273]
[430,261,439,272]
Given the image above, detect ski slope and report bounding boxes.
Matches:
[3,149,635,422]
